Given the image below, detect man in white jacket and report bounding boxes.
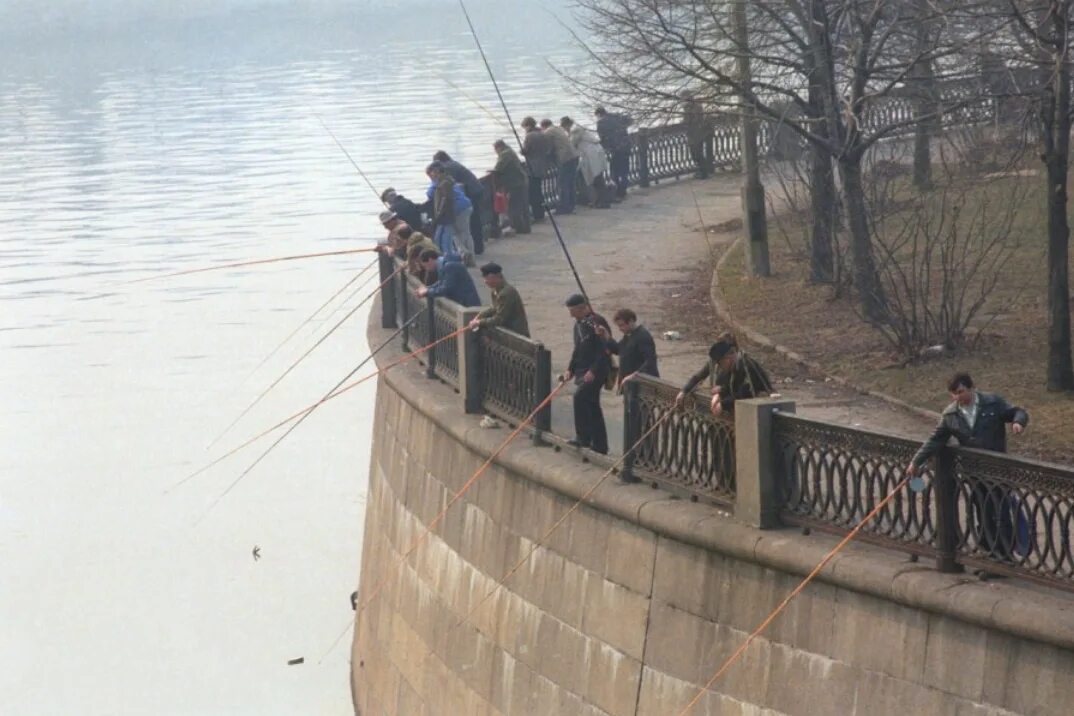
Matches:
[560,116,610,208]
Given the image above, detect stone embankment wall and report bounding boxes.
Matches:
[351,324,1074,716]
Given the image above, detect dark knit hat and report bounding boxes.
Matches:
[479,262,503,276]
[565,293,587,308]
[708,339,736,361]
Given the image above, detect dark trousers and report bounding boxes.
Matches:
[970,480,1016,561]
[557,157,579,213]
[467,188,485,254]
[689,142,711,178]
[609,150,630,197]
[528,173,546,220]
[573,379,608,454]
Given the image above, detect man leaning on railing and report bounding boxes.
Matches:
[467,262,530,337]
[906,372,1029,573]
[674,333,773,415]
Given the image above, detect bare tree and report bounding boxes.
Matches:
[569,0,1006,323]
[1007,0,1074,391]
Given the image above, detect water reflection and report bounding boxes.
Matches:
[0,2,588,713]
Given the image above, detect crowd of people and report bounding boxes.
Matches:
[373,105,1032,573]
[372,105,779,457]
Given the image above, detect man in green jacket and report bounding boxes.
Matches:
[468,262,530,337]
[491,139,531,234]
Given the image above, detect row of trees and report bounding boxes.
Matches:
[569,0,1074,391]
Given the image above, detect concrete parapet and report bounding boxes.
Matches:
[352,313,1074,716]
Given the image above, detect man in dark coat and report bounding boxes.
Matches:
[907,372,1029,564]
[491,140,531,234]
[595,106,633,199]
[380,187,425,232]
[562,294,611,454]
[676,334,772,414]
[433,150,485,255]
[520,116,554,222]
[416,251,480,307]
[597,308,659,389]
[682,92,713,178]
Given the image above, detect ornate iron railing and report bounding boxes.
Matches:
[431,297,461,389]
[478,327,552,433]
[400,271,430,353]
[621,375,736,506]
[772,413,939,558]
[951,449,1074,589]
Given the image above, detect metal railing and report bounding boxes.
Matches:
[773,413,939,559]
[477,327,552,439]
[621,375,736,506]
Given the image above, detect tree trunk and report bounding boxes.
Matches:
[839,158,887,322]
[912,119,933,189]
[911,0,937,189]
[809,145,836,283]
[1043,24,1074,391]
[806,43,836,283]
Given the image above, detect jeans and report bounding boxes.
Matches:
[557,157,579,213]
[573,378,608,454]
[610,150,630,197]
[433,224,455,255]
[452,207,475,257]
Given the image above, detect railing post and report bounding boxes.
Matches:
[620,379,641,483]
[378,251,397,329]
[637,128,651,188]
[459,309,483,413]
[933,449,962,573]
[532,344,552,445]
[734,398,796,529]
[399,270,410,351]
[424,295,437,379]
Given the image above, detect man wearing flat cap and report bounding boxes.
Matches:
[562,294,612,454]
[676,332,773,415]
[468,263,529,337]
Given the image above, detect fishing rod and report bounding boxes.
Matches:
[454,407,674,631]
[243,257,377,382]
[436,72,512,131]
[315,255,389,327]
[207,264,405,447]
[168,313,462,495]
[125,247,377,284]
[675,477,912,715]
[315,113,386,206]
[457,0,591,305]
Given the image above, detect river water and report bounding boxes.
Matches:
[0,2,588,713]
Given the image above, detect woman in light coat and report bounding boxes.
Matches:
[560,116,610,208]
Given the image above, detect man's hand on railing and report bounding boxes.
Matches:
[673,391,687,409]
[467,317,482,332]
[416,286,429,298]
[905,462,919,477]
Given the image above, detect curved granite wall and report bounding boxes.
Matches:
[351,321,1074,716]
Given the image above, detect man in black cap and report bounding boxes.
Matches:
[676,333,772,415]
[380,187,425,231]
[468,263,530,337]
[562,294,612,454]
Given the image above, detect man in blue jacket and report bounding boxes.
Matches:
[434,150,484,256]
[415,250,481,308]
[907,372,1029,566]
[425,161,475,265]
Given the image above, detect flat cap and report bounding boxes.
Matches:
[479,262,503,276]
[708,339,736,361]
[378,210,397,225]
[565,293,587,307]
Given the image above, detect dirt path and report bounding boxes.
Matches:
[470,175,935,452]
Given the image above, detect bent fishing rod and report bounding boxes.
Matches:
[457,0,590,305]
[195,308,430,513]
[125,246,377,284]
[315,113,386,206]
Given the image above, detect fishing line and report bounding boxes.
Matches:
[314,113,386,205]
[242,257,378,384]
[196,318,471,518]
[168,309,461,493]
[207,265,405,447]
[457,0,591,305]
[124,247,377,284]
[676,477,912,716]
[353,380,569,620]
[455,408,674,631]
[690,187,719,263]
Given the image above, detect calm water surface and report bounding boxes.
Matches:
[0,2,588,713]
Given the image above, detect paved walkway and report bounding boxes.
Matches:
[469,174,935,453]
